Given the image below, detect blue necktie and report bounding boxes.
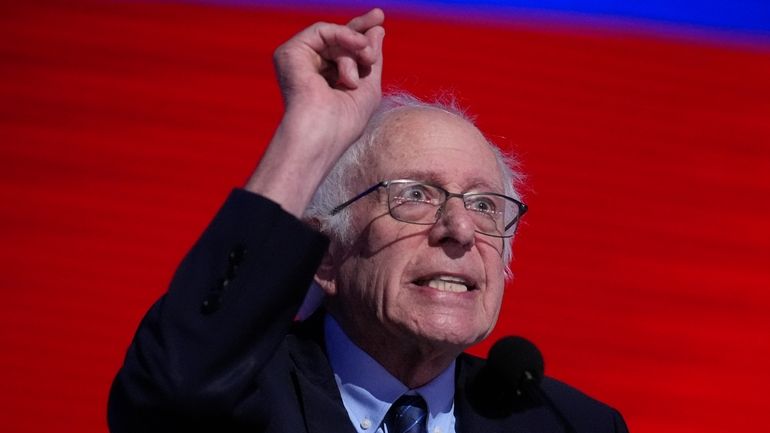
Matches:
[383,394,428,433]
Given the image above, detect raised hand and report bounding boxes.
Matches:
[245,9,385,217]
[277,9,385,144]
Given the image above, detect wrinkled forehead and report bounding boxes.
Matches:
[365,107,505,193]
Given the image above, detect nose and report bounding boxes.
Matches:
[428,197,476,250]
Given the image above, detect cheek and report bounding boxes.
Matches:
[485,282,505,322]
[476,235,506,258]
[481,250,507,311]
[337,238,411,310]
[363,221,425,279]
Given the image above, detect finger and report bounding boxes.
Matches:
[305,23,368,56]
[316,24,382,75]
[335,56,360,89]
[347,8,385,33]
[359,25,385,66]
[354,26,384,80]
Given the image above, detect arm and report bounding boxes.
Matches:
[109,191,328,431]
[108,9,385,431]
[245,8,385,217]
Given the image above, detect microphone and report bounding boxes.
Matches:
[467,336,576,432]
[487,336,545,396]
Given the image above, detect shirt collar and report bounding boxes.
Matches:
[325,315,456,433]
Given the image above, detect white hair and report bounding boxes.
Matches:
[303,92,525,277]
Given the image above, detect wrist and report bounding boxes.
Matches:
[244,123,340,218]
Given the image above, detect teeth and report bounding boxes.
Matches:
[425,277,469,293]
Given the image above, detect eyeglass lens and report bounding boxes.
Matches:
[386,181,518,237]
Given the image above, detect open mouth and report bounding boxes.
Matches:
[414,276,477,293]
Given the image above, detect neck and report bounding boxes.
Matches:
[366,342,457,389]
[328,311,462,388]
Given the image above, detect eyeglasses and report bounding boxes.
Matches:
[330,179,528,238]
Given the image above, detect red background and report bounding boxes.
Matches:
[1,1,769,432]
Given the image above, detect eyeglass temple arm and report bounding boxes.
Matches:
[504,202,528,231]
[329,181,387,215]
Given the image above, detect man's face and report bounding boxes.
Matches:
[323,108,507,354]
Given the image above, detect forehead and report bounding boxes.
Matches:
[369,107,504,192]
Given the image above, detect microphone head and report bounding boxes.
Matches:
[487,336,545,396]
[465,336,545,418]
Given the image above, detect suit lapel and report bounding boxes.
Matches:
[286,311,358,433]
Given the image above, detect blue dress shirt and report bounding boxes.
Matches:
[324,315,456,433]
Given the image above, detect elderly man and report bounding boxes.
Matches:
[109,8,627,433]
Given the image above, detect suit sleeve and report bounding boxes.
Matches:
[612,407,630,433]
[108,189,329,432]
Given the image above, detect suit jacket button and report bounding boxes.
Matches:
[200,293,222,314]
[228,245,247,265]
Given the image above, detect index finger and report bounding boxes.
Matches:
[347,8,385,33]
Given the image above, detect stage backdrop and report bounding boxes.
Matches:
[1,1,768,432]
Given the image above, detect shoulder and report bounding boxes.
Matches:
[540,376,626,430]
[456,352,615,408]
[541,376,617,413]
[456,353,628,432]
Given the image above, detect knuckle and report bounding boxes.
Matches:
[272,45,286,60]
[272,45,291,65]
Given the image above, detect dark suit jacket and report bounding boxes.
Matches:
[108,189,628,433]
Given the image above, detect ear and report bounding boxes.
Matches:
[305,217,338,297]
[314,248,338,297]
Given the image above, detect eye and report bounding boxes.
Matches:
[393,183,436,204]
[466,195,499,215]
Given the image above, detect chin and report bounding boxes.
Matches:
[408,319,491,352]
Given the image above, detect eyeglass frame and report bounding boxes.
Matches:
[329,179,528,238]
